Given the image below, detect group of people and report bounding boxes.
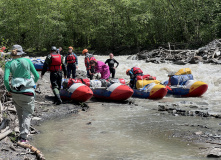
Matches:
[3,44,143,144]
[41,46,121,105]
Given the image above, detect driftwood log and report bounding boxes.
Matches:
[0,129,12,140]
[17,142,46,160]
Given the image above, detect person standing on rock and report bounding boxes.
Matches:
[65,46,78,78]
[90,57,110,80]
[105,53,119,78]
[126,67,143,88]
[82,49,94,80]
[4,44,39,143]
[41,46,67,105]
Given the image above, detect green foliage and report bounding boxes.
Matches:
[0,0,220,53]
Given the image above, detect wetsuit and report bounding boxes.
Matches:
[105,58,119,78]
[41,51,67,103]
[65,52,78,78]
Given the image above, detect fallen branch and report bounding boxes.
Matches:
[0,129,12,140]
[17,142,45,160]
[0,126,9,133]
[206,141,221,145]
[7,107,16,113]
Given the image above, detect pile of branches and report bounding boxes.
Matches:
[135,39,221,65]
[0,68,15,140]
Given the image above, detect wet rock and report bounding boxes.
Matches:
[195,111,209,117]
[189,105,198,109]
[14,127,19,133]
[127,55,138,60]
[187,111,195,116]
[32,117,42,121]
[172,110,177,115]
[158,105,167,111]
[207,148,221,158]
[194,131,203,135]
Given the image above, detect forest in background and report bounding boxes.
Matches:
[0,0,220,54]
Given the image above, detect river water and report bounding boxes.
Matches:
[32,55,221,160]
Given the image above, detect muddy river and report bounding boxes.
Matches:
[32,55,221,159]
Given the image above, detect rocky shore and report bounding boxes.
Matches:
[0,68,221,159]
[0,71,89,160]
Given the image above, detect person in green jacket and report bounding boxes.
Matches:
[4,44,39,143]
[41,46,67,105]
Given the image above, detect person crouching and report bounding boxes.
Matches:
[89,57,110,80]
[126,67,143,89]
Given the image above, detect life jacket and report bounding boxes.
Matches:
[132,67,143,75]
[85,54,93,70]
[137,74,156,80]
[67,53,76,64]
[49,53,62,71]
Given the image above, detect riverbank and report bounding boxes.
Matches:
[1,55,221,159]
[31,71,221,159]
[0,72,90,160]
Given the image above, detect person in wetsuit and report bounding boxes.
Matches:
[41,46,67,105]
[105,53,119,78]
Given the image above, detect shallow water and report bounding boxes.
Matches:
[32,55,221,160]
[33,102,209,160]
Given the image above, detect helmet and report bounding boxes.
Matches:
[90,57,97,63]
[82,49,88,54]
[51,46,57,51]
[68,46,73,50]
[126,69,130,75]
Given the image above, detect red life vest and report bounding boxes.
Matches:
[85,56,92,70]
[132,67,143,75]
[67,54,76,64]
[49,53,62,71]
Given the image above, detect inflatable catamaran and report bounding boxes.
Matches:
[63,78,134,101]
[163,68,208,97]
[132,79,168,99]
[32,59,207,99]
[31,59,45,71]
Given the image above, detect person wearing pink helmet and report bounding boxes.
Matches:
[90,57,110,80]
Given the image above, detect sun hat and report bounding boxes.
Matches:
[10,44,26,55]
